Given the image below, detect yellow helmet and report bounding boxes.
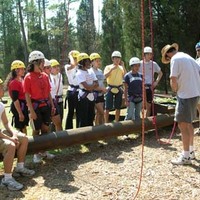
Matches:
[0,78,3,84]
[90,53,101,61]
[77,53,90,63]
[11,60,25,71]
[69,50,80,58]
[50,59,60,67]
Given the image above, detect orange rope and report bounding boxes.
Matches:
[132,0,145,199]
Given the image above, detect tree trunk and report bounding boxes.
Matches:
[17,0,29,64]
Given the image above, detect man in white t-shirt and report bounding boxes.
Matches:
[139,47,163,117]
[161,43,200,165]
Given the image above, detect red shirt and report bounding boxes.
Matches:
[9,79,25,100]
[24,72,51,100]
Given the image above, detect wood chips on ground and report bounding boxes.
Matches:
[1,127,200,200]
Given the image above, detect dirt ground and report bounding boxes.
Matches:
[1,125,200,200]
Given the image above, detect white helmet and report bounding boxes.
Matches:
[111,51,122,58]
[44,59,51,67]
[29,50,45,62]
[129,57,140,66]
[144,46,152,53]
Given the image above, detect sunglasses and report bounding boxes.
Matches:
[44,66,51,69]
[196,49,200,52]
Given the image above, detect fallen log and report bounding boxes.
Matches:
[27,114,174,154]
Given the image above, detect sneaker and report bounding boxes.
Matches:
[40,151,55,160]
[190,151,195,160]
[14,167,35,177]
[171,154,192,165]
[1,177,23,191]
[33,154,43,163]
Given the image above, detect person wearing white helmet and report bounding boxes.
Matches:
[194,42,200,134]
[104,51,126,123]
[124,57,143,121]
[139,46,163,117]
[64,50,80,129]
[161,43,200,165]
[24,50,55,163]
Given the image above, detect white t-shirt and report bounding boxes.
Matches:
[139,60,161,84]
[50,73,63,102]
[170,52,200,98]
[64,64,79,91]
[76,68,98,101]
[196,57,200,66]
[0,102,5,127]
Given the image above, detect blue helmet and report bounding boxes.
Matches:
[195,42,200,49]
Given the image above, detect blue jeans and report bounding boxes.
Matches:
[125,101,142,120]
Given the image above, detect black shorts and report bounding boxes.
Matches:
[33,105,51,130]
[95,95,105,104]
[10,102,29,129]
[146,88,153,103]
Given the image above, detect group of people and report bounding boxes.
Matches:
[1,41,200,190]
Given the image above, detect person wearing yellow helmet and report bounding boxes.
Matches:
[64,50,80,129]
[50,59,64,124]
[43,59,62,132]
[0,79,35,191]
[7,60,29,134]
[76,53,99,127]
[90,53,106,125]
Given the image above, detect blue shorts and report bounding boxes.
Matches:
[174,96,199,123]
[105,90,123,110]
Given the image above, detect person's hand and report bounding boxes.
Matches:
[101,87,107,94]
[120,60,125,67]
[51,107,56,116]
[11,135,19,145]
[29,111,37,120]
[19,113,24,122]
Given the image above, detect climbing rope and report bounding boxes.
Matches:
[132,0,145,199]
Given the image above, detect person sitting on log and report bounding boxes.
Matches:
[0,78,35,191]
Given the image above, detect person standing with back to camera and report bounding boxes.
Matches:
[161,43,200,165]
[64,50,80,129]
[139,47,163,117]
[24,50,55,163]
[104,51,126,123]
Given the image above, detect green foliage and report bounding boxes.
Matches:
[76,0,96,53]
[101,0,124,67]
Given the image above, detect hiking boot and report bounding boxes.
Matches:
[13,167,35,177]
[190,151,195,160]
[33,154,43,163]
[40,151,55,160]
[1,177,23,191]
[171,154,191,165]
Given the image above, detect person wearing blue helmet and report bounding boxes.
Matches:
[195,42,200,65]
[195,42,200,135]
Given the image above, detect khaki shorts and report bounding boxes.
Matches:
[0,130,26,156]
